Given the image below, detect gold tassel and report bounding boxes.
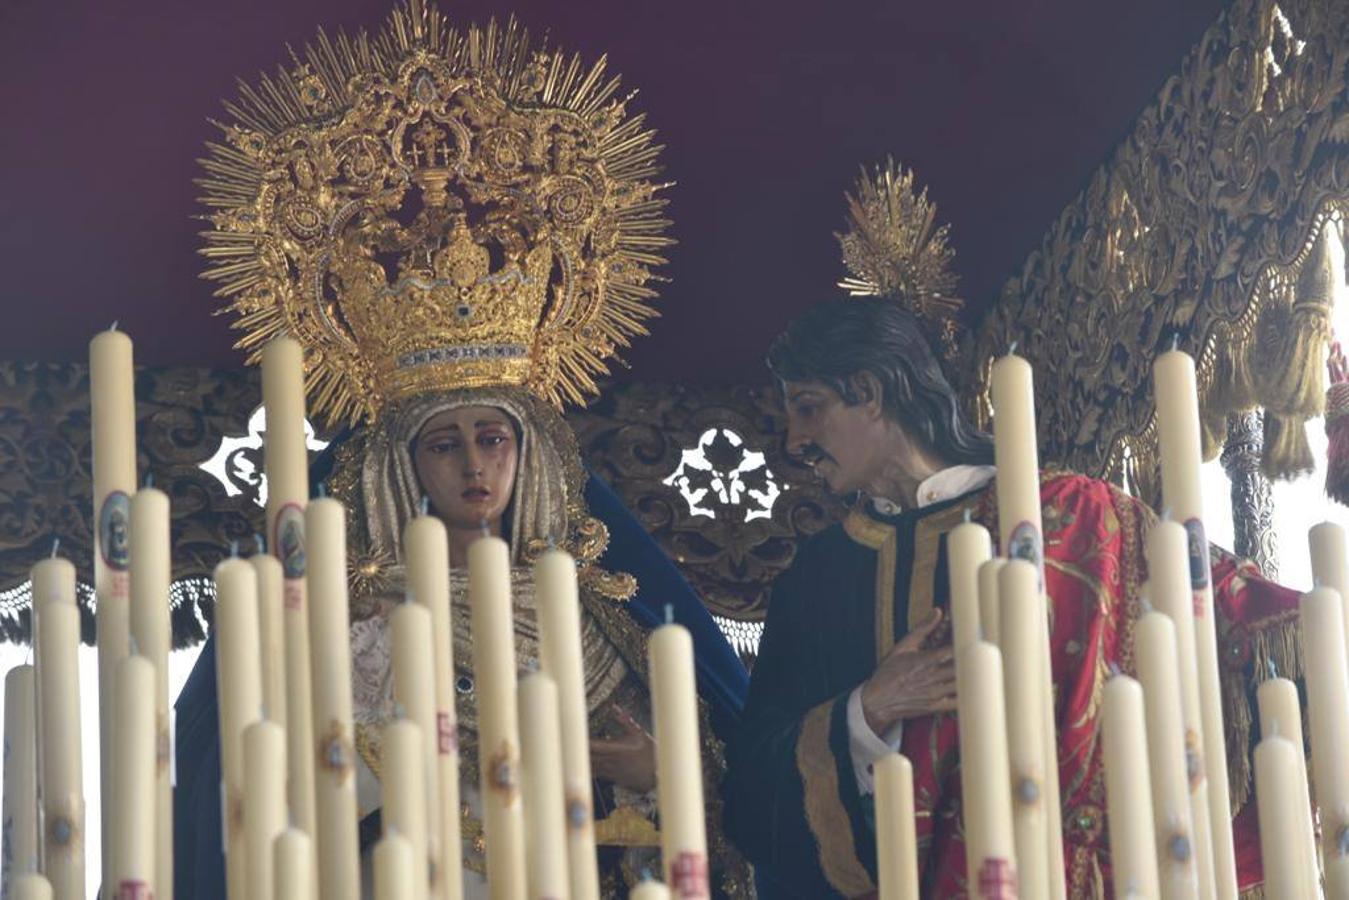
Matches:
[1252,227,1336,421]
[1209,320,1259,414]
[1261,412,1315,480]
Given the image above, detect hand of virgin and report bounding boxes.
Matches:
[858,609,957,735]
[589,705,657,794]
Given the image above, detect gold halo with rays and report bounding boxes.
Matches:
[197,1,673,426]
[836,159,963,359]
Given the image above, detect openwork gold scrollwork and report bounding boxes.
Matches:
[970,0,1349,502]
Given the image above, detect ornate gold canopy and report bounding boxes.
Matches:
[198,2,672,426]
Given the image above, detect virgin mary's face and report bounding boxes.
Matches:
[412,406,519,531]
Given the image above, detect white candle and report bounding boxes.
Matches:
[273,828,313,900]
[404,513,462,900]
[650,619,708,899]
[129,486,173,899]
[990,351,1066,898]
[215,557,263,900]
[977,559,1006,646]
[3,664,38,888]
[956,639,1017,897]
[381,719,428,900]
[1309,522,1349,698]
[1102,675,1160,900]
[111,655,155,897]
[10,874,51,900]
[1153,347,1236,896]
[244,720,287,900]
[1300,587,1349,897]
[374,831,417,900]
[305,497,361,900]
[1256,678,1319,894]
[1254,735,1317,899]
[34,589,84,900]
[1145,522,1217,896]
[90,327,137,895]
[467,536,527,899]
[948,520,992,659]
[999,559,1048,899]
[250,552,287,730]
[1135,611,1200,900]
[518,672,569,900]
[535,548,600,900]
[391,602,441,899]
[630,881,671,900]
[874,753,919,900]
[261,336,317,846]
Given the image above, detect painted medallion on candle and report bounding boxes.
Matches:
[670,851,709,899]
[1007,521,1043,574]
[437,712,458,755]
[1184,518,1210,591]
[99,491,132,573]
[274,503,307,580]
[975,858,1017,899]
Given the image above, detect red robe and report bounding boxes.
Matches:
[724,473,1299,898]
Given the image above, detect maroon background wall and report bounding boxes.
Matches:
[0,0,1225,384]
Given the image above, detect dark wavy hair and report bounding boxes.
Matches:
[766,299,994,466]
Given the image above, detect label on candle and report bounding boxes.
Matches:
[318,723,354,782]
[670,852,709,898]
[437,712,458,754]
[486,741,518,800]
[114,881,151,900]
[1007,522,1042,572]
[976,858,1018,899]
[1184,519,1210,592]
[99,492,132,574]
[274,504,307,580]
[1185,730,1205,788]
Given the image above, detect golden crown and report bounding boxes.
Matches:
[836,159,963,361]
[198,3,672,425]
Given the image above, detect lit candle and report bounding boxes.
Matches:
[535,547,600,899]
[467,536,527,899]
[215,557,263,900]
[391,602,441,899]
[955,639,1017,895]
[1300,587,1349,897]
[244,720,287,900]
[948,519,992,659]
[999,559,1048,898]
[273,827,313,900]
[129,485,173,899]
[10,874,52,900]
[375,831,417,900]
[1135,610,1200,900]
[630,880,671,900]
[1309,522,1349,688]
[977,559,1006,646]
[404,513,463,900]
[650,617,708,898]
[250,551,288,730]
[382,719,428,900]
[1102,674,1160,899]
[518,671,568,900]
[3,664,38,889]
[874,753,919,900]
[90,326,137,894]
[990,350,1066,898]
[111,655,155,897]
[1153,346,1237,896]
[305,497,361,900]
[34,579,84,900]
[1145,522,1217,896]
[262,336,317,845]
[1254,734,1317,899]
[1256,677,1319,894]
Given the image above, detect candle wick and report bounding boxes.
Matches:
[478,519,489,537]
[962,507,972,524]
[419,495,430,516]
[50,536,60,559]
[640,867,655,883]
[547,534,557,551]
[525,658,539,674]
[230,540,239,558]
[1171,333,1180,352]
[144,472,155,489]
[1107,661,1122,678]
[129,635,140,656]
[260,703,268,721]
[1008,340,1019,356]
[393,702,407,720]
[1160,506,1172,522]
[316,483,327,499]
[1139,595,1154,614]
[403,590,414,605]
[255,532,266,555]
[110,321,120,333]
[664,603,674,625]
[1266,657,1278,680]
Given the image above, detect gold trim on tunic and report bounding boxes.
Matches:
[795,699,875,897]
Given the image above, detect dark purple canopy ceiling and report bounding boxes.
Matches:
[0,0,1225,384]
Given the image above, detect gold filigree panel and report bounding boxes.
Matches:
[971,0,1349,501]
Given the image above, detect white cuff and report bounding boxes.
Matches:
[846,687,904,796]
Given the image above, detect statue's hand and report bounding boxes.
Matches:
[859,609,957,736]
[590,705,657,794]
